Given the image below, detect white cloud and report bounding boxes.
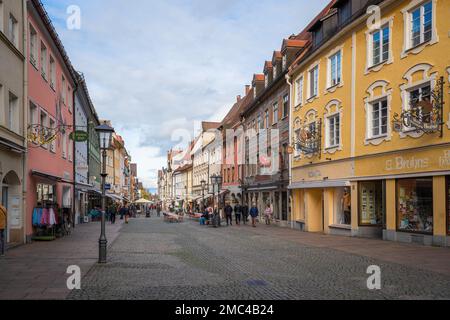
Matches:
[42,0,330,188]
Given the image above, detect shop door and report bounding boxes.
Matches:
[2,186,8,243]
[282,192,288,221]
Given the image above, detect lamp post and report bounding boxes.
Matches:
[200,179,206,211]
[95,122,115,264]
[210,174,223,227]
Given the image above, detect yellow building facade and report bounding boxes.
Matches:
[289,0,450,246]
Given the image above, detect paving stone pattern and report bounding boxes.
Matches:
[68,217,450,300]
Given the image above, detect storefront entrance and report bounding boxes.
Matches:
[358,181,385,238]
[2,171,22,244]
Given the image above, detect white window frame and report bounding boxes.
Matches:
[323,100,343,154]
[399,63,437,138]
[282,94,289,119]
[8,91,18,133]
[282,55,287,71]
[264,73,269,88]
[62,130,67,159]
[29,101,38,142]
[364,80,392,145]
[29,24,38,67]
[294,75,304,108]
[326,113,340,149]
[8,13,18,47]
[307,62,320,101]
[369,99,389,139]
[272,102,279,125]
[40,42,47,80]
[49,117,56,153]
[401,0,438,58]
[273,65,277,79]
[49,56,56,89]
[62,76,66,105]
[365,16,394,73]
[327,50,342,89]
[40,110,48,149]
[265,109,269,129]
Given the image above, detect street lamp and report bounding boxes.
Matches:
[200,179,206,211]
[95,122,115,264]
[210,174,223,227]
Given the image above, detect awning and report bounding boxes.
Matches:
[247,186,278,192]
[288,180,351,190]
[31,170,62,182]
[0,137,26,153]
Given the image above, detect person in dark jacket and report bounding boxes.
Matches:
[224,203,233,226]
[108,203,117,224]
[249,203,259,228]
[234,203,242,225]
[241,203,249,225]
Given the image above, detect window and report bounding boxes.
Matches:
[253,86,256,99]
[30,25,38,66]
[0,1,3,33]
[40,42,47,80]
[369,99,388,138]
[410,2,432,48]
[29,102,38,139]
[334,187,351,225]
[282,55,287,71]
[0,84,3,124]
[397,178,433,234]
[264,74,269,88]
[8,14,18,47]
[328,51,342,87]
[40,111,48,149]
[273,102,279,124]
[327,113,340,148]
[282,94,289,118]
[265,110,269,129]
[68,138,73,162]
[295,76,303,107]
[294,128,301,157]
[62,76,66,104]
[309,66,319,98]
[409,83,431,107]
[49,118,56,152]
[68,86,72,112]
[371,25,390,66]
[257,114,262,130]
[8,92,18,132]
[62,130,67,158]
[359,181,385,226]
[49,56,55,89]
[338,0,351,25]
[273,65,277,79]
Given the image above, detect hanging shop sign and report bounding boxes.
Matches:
[70,130,89,142]
[393,76,445,137]
[294,119,322,157]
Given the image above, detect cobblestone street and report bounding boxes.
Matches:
[66,216,450,300]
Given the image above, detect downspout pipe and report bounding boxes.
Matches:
[22,0,29,244]
[72,73,78,229]
[285,73,293,228]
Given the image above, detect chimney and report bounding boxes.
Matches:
[237,95,241,102]
[245,85,250,95]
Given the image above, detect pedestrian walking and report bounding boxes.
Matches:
[0,203,7,257]
[109,203,117,224]
[249,203,259,228]
[264,203,273,225]
[119,205,129,224]
[234,203,242,225]
[224,203,233,226]
[156,204,161,217]
[242,203,249,225]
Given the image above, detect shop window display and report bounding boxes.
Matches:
[359,181,384,226]
[334,187,351,225]
[37,183,56,204]
[397,178,433,233]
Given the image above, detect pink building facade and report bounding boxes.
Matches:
[25,0,76,241]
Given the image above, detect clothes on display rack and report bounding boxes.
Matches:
[32,207,58,227]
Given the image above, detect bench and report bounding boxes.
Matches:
[163,212,184,223]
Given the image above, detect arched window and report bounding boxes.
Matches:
[324,99,343,153]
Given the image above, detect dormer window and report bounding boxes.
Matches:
[264,74,269,88]
[273,65,277,79]
[253,86,257,99]
[282,55,287,71]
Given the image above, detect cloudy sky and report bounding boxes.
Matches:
[42,0,330,190]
